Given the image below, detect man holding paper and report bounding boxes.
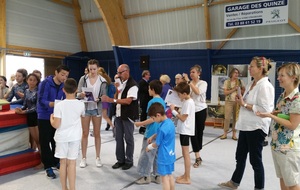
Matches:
[102,64,139,170]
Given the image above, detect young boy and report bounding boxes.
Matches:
[50,78,85,190]
[170,81,195,184]
[146,102,176,190]
[134,79,166,184]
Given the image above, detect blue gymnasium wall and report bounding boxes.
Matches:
[64,48,300,100]
[63,51,116,83]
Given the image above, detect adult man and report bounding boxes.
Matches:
[102,64,139,170]
[37,64,70,179]
[138,70,151,134]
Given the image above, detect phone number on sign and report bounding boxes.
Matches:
[226,19,262,27]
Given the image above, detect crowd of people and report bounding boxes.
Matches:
[1,57,300,190]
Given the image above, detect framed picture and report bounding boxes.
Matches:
[212,65,227,76]
[228,65,248,77]
[207,105,225,118]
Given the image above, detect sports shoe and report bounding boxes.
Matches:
[112,162,125,169]
[46,168,56,179]
[96,157,103,167]
[135,176,151,185]
[218,181,238,189]
[151,175,161,184]
[79,158,87,168]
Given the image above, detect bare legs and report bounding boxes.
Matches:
[280,178,300,190]
[81,116,102,160]
[176,146,191,184]
[60,158,76,190]
[102,109,114,128]
[29,126,43,169]
[162,175,175,190]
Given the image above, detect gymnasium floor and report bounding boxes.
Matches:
[0,122,281,190]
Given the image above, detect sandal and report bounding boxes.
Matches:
[232,136,238,141]
[193,157,202,168]
[220,134,227,140]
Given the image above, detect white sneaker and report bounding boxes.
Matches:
[79,158,87,168]
[96,157,103,167]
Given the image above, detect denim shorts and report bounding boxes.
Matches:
[85,109,98,116]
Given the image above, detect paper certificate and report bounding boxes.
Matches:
[164,89,183,107]
[82,87,95,102]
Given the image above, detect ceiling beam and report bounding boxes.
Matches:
[288,18,300,33]
[210,0,243,6]
[93,0,130,46]
[72,0,88,51]
[125,3,204,19]
[6,45,71,58]
[82,0,244,23]
[217,28,239,50]
[0,0,6,75]
[117,0,125,16]
[49,0,72,8]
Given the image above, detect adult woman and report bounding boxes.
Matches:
[219,56,274,190]
[0,76,9,99]
[183,64,207,168]
[257,63,300,190]
[159,74,172,100]
[220,68,245,140]
[174,73,185,86]
[77,59,107,168]
[6,69,28,105]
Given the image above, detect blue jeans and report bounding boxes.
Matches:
[231,129,266,189]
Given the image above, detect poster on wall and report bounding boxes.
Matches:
[228,65,248,77]
[212,65,227,76]
[211,64,249,103]
[218,77,228,101]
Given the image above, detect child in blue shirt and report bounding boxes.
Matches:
[135,80,166,184]
[146,102,176,190]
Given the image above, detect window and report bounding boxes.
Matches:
[6,55,45,80]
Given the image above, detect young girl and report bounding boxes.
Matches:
[98,67,115,130]
[170,82,195,184]
[77,59,107,168]
[6,69,28,105]
[0,76,9,99]
[15,73,42,168]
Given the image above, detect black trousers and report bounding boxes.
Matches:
[38,119,59,169]
[191,108,207,152]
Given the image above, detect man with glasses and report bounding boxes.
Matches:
[101,64,139,170]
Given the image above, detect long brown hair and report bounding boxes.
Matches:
[98,67,111,85]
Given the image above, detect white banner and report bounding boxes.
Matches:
[224,0,288,29]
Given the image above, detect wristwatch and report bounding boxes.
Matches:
[113,99,117,103]
[244,103,247,108]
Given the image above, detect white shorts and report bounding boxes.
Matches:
[55,141,81,160]
[272,150,300,187]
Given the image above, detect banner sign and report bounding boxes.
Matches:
[224,0,288,29]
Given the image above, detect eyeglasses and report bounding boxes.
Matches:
[117,70,127,75]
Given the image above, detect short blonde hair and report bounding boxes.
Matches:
[277,62,300,87]
[175,73,182,79]
[160,74,171,84]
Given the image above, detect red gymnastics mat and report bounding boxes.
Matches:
[0,109,27,128]
[0,149,41,176]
